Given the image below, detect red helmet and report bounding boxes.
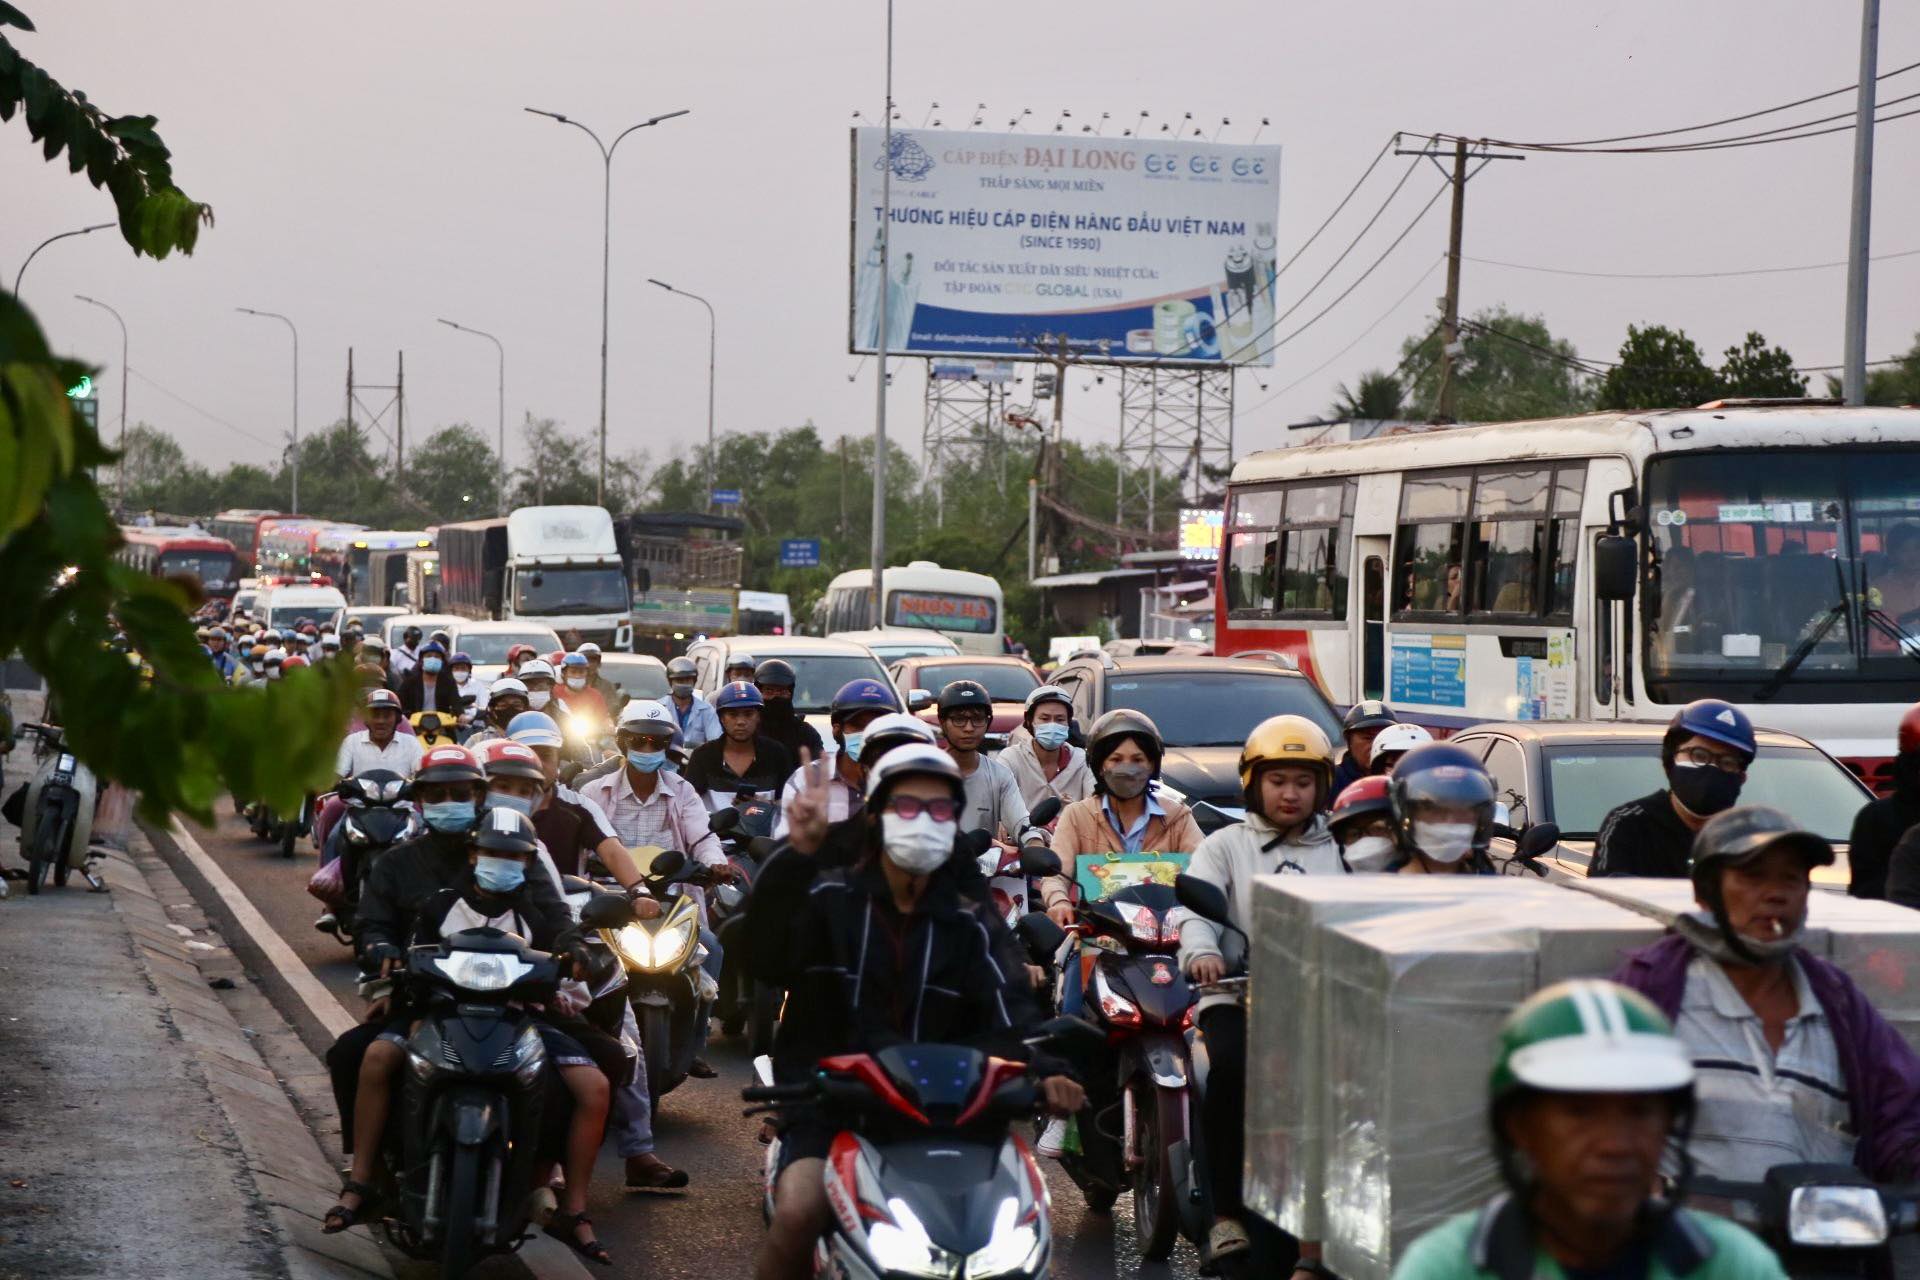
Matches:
[479,738,546,783]
[546,650,567,667]
[281,654,311,670]
[415,743,485,786]
[1329,774,1392,840]
[505,643,538,666]
[1901,702,1920,756]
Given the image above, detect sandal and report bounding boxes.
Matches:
[322,1179,378,1234]
[545,1210,612,1265]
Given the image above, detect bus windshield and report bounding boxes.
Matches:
[1644,448,1920,699]
[161,550,238,591]
[513,566,629,615]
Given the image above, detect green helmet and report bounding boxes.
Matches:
[1490,980,1694,1103]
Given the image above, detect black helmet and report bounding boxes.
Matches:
[1690,806,1834,915]
[1085,708,1163,776]
[470,806,538,855]
[1341,699,1398,735]
[755,658,797,690]
[936,679,992,719]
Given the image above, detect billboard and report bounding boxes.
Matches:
[851,128,1280,367]
[1178,507,1224,561]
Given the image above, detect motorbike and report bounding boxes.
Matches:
[325,770,422,941]
[743,1017,1102,1280]
[11,722,102,895]
[1020,861,1204,1261]
[708,796,783,1055]
[585,848,718,1106]
[382,928,563,1280]
[1688,1165,1920,1279]
[410,709,462,750]
[975,796,1062,925]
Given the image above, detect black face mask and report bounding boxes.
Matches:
[1668,761,1744,817]
[761,698,795,722]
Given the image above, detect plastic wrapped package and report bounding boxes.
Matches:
[1242,876,1499,1239]
[1799,895,1920,1053]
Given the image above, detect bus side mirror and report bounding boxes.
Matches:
[1595,535,1635,601]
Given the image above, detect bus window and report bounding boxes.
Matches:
[1394,472,1470,616]
[1281,526,1339,612]
[1225,530,1279,613]
[1468,468,1550,616]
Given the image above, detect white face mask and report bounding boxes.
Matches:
[527,690,551,710]
[565,675,586,690]
[880,811,957,875]
[1343,834,1397,872]
[1411,820,1477,865]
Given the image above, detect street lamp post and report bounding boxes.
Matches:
[237,307,300,514]
[13,222,114,296]
[525,105,690,507]
[73,294,128,502]
[645,279,717,514]
[437,318,506,515]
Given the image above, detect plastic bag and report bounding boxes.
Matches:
[306,856,346,908]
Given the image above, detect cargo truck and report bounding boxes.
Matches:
[437,505,633,651]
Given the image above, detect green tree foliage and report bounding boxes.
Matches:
[1823,332,1920,406]
[406,424,500,523]
[1596,324,1723,411]
[1400,306,1594,422]
[1328,369,1405,420]
[1,6,353,820]
[1719,331,1806,398]
[506,414,645,512]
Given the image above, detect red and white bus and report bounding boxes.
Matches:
[116,526,243,600]
[207,508,288,573]
[1214,405,1920,791]
[257,519,365,579]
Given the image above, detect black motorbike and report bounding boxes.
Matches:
[708,797,782,1055]
[384,928,563,1280]
[1021,876,1204,1260]
[1689,1165,1920,1278]
[254,789,316,859]
[327,770,421,941]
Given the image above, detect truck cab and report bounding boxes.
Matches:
[438,506,633,652]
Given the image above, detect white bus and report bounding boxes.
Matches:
[813,561,1006,655]
[1213,404,1920,792]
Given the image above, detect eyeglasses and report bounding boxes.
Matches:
[883,796,960,822]
[1678,745,1748,775]
[620,733,673,753]
[943,711,990,728]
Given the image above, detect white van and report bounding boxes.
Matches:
[259,583,347,633]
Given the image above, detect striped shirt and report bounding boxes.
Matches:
[1677,954,1854,1181]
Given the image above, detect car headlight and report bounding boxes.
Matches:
[865,1198,958,1278]
[965,1197,1044,1278]
[511,1024,546,1087]
[433,950,534,992]
[1788,1184,1887,1247]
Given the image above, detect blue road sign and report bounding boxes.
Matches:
[778,538,821,568]
[711,488,742,505]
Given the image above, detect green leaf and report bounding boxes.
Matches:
[0,3,34,31]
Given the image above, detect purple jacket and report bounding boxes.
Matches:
[1614,933,1920,1181]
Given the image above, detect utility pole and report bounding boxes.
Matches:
[1394,134,1523,423]
[869,0,896,626]
[395,350,406,479]
[1843,0,1881,405]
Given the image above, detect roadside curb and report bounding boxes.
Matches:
[111,826,395,1280]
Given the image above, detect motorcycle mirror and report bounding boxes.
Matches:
[906,688,934,713]
[1190,800,1241,835]
[648,848,688,879]
[1015,910,1068,960]
[1027,796,1062,828]
[709,807,742,836]
[1034,1015,1104,1051]
[962,829,994,857]
[1516,822,1562,861]
[1019,845,1062,879]
[1174,872,1232,926]
[578,892,637,930]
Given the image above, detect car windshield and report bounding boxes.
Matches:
[513,566,629,615]
[457,631,562,665]
[909,662,1038,702]
[268,604,342,631]
[1101,672,1341,747]
[599,660,669,699]
[1543,743,1867,841]
[766,653,894,713]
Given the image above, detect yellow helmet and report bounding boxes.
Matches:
[1239,714,1335,795]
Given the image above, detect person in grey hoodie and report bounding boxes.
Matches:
[1176,714,1342,1265]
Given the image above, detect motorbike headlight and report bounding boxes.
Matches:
[433,950,534,992]
[511,1024,546,1088]
[608,919,696,972]
[965,1197,1043,1278]
[1788,1184,1887,1247]
[55,753,76,773]
[865,1197,958,1278]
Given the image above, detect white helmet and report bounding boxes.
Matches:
[517,659,556,684]
[856,711,940,764]
[1372,723,1435,757]
[487,677,528,700]
[865,742,964,807]
[617,699,679,737]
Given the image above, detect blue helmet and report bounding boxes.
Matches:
[831,677,900,722]
[506,710,564,748]
[714,680,764,711]
[561,652,589,669]
[1387,741,1498,861]
[1665,699,1756,764]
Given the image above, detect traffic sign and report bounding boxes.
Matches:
[779,538,821,568]
[711,488,742,505]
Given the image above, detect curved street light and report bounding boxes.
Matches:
[14,222,114,296]
[237,307,300,514]
[437,318,506,515]
[646,278,716,513]
[73,294,128,501]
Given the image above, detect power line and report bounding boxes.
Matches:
[1239,257,1442,416]
[1431,100,1920,155]
[1271,135,1395,284]
[127,367,281,451]
[1466,245,1920,280]
[1458,319,1616,373]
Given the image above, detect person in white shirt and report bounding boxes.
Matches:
[390,624,423,680]
[933,679,1042,845]
[334,689,424,780]
[449,650,488,722]
[1003,685,1093,810]
[663,657,721,751]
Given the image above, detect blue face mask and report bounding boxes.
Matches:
[841,732,865,764]
[423,800,477,834]
[472,855,526,893]
[487,793,535,817]
[1033,722,1071,751]
[626,749,667,773]
[422,657,443,674]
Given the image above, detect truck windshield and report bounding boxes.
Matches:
[1644,448,1920,700]
[514,566,629,615]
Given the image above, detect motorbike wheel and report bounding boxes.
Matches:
[1130,1082,1182,1261]
[438,1143,485,1280]
[279,820,298,859]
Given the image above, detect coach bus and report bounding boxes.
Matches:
[257,519,365,579]
[1213,403,1920,790]
[312,528,433,606]
[207,508,287,572]
[116,526,242,600]
[813,562,1005,655]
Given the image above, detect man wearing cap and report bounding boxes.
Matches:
[206,627,241,681]
[663,657,721,751]
[1614,806,1920,1184]
[936,679,1042,846]
[1593,699,1757,879]
[335,689,424,781]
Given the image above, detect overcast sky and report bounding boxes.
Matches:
[7,1,1917,490]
